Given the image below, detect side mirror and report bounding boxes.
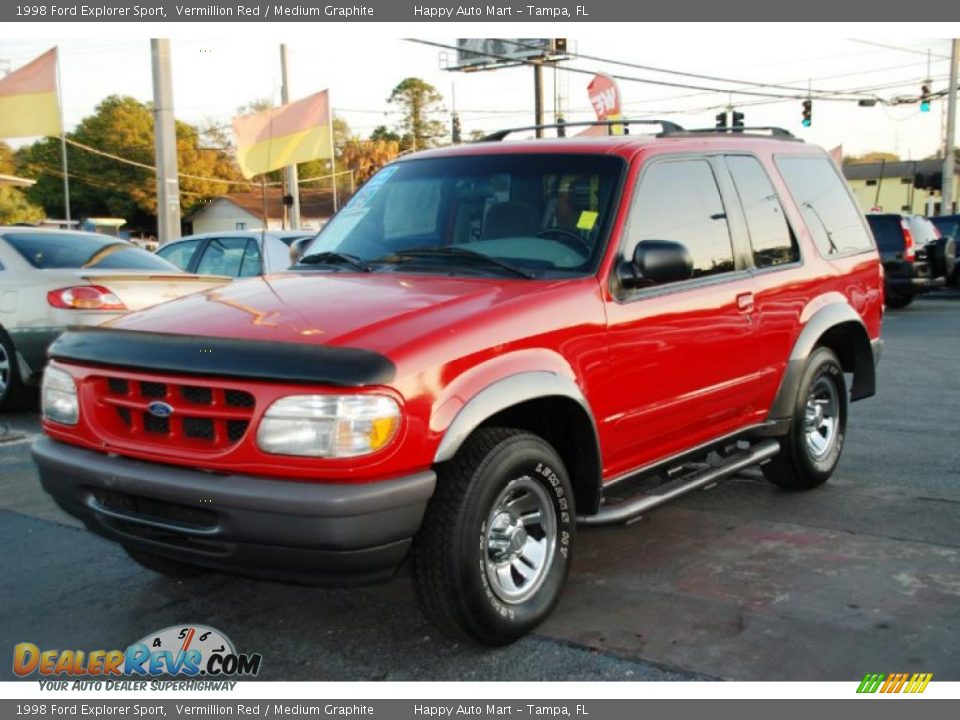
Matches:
[618,240,693,289]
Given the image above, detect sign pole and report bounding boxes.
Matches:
[55,48,71,224]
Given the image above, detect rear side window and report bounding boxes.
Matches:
[624,159,735,280]
[865,215,905,252]
[930,217,959,240]
[2,232,176,270]
[156,239,201,270]
[726,156,799,268]
[196,237,261,277]
[776,156,874,256]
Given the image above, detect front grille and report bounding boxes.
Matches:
[93,373,255,452]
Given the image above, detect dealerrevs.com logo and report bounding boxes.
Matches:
[13,625,262,689]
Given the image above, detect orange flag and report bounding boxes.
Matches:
[232,90,332,179]
[0,47,61,138]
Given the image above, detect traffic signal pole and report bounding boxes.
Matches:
[942,39,958,215]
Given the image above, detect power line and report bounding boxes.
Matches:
[64,138,255,187]
[408,38,897,104]
[849,39,952,61]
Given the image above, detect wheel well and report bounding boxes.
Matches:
[477,396,603,515]
[815,321,875,401]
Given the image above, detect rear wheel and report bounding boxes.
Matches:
[124,547,207,578]
[412,427,575,645]
[0,332,30,412]
[763,347,847,490]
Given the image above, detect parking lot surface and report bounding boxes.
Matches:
[2,291,959,681]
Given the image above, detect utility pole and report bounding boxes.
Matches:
[533,62,544,137]
[151,39,180,244]
[942,38,958,215]
[280,44,301,229]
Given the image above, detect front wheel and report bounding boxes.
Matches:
[412,428,575,645]
[763,347,847,490]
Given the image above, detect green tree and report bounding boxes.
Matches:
[16,95,247,230]
[386,78,446,151]
[0,142,45,224]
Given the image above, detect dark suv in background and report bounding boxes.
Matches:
[866,214,952,308]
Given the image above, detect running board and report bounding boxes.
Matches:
[578,439,781,526]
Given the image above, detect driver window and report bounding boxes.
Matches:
[623,159,735,282]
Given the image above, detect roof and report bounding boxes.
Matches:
[402,133,817,163]
[188,188,339,221]
[842,158,956,181]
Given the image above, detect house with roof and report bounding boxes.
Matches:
[185,188,338,234]
[843,158,959,216]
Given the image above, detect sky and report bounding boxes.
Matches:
[0,25,957,163]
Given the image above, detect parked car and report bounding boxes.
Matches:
[865,214,950,308]
[32,123,883,645]
[156,230,315,277]
[0,228,230,410]
[928,214,960,286]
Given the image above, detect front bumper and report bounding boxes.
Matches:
[32,437,436,585]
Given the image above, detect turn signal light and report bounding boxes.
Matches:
[47,285,127,311]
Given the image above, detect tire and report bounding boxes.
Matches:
[763,347,847,491]
[0,331,30,412]
[929,237,957,280]
[412,427,575,645]
[884,291,914,309]
[124,547,207,578]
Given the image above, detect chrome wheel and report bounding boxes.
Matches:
[804,375,839,459]
[484,476,557,604]
[0,342,9,397]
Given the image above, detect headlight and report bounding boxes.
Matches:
[42,366,79,425]
[256,395,400,458]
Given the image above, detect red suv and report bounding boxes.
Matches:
[33,123,883,645]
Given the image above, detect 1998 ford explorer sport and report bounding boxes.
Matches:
[33,121,883,645]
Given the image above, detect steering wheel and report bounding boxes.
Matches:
[536,228,592,255]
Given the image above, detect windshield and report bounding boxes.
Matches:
[2,231,180,271]
[299,153,624,278]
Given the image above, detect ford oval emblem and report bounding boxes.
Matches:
[148,401,174,418]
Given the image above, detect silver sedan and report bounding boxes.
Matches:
[0,227,230,410]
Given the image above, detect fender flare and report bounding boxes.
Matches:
[768,302,874,420]
[433,371,599,463]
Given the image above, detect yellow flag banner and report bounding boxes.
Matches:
[232,91,332,179]
[0,47,62,139]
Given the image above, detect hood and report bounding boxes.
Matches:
[108,271,558,355]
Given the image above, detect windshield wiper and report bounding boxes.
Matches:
[382,246,536,279]
[298,251,372,272]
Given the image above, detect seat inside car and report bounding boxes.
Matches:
[481,202,538,240]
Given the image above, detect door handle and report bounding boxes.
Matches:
[736,292,755,313]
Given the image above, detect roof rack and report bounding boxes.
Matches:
[658,126,799,140]
[481,119,685,142]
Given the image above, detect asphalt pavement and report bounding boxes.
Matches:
[2,290,959,681]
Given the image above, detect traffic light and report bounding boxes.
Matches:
[801,99,812,128]
[715,111,727,129]
[732,111,745,129]
[452,113,462,144]
[920,81,931,112]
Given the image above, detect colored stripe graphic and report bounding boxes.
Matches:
[857,672,932,694]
